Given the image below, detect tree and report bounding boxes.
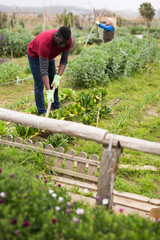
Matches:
[139,3,155,78]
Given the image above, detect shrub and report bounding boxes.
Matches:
[0,28,34,57]
[0,61,21,84]
[0,159,160,240]
[64,35,157,89]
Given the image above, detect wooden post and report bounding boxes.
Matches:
[96,143,122,209]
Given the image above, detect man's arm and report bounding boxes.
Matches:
[95,21,114,31]
[39,56,50,90]
[57,51,70,76]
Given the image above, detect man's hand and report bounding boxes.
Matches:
[51,74,61,88]
[46,90,53,103]
[95,20,100,25]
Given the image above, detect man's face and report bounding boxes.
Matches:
[55,34,69,48]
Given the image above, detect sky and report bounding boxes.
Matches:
[1,0,160,11]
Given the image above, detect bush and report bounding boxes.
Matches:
[0,28,34,57]
[0,61,21,84]
[0,158,160,240]
[64,35,157,89]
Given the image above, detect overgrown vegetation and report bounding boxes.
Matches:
[65,35,157,88]
[0,156,160,240]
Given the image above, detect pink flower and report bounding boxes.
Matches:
[119,208,124,212]
[11,218,17,225]
[22,221,30,227]
[45,179,48,183]
[0,168,2,173]
[73,217,79,224]
[66,208,70,214]
[14,230,19,235]
[10,174,14,178]
[0,192,6,198]
[55,206,60,211]
[95,196,100,201]
[0,198,3,204]
[58,184,61,187]
[52,218,57,224]
[67,202,71,208]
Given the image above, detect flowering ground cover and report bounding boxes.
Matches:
[0,148,160,240]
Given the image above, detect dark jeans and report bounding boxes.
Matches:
[27,54,60,115]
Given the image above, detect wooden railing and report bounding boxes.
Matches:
[0,107,160,209]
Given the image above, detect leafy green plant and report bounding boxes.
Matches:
[65,35,157,88]
[44,133,76,150]
[0,62,21,84]
[0,28,34,57]
[15,124,38,139]
[49,88,110,125]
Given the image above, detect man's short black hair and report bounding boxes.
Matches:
[57,26,71,41]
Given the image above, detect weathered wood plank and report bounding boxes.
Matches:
[35,142,43,148]
[65,149,75,170]
[53,147,64,168]
[104,133,160,155]
[15,137,22,143]
[51,175,97,192]
[52,167,98,182]
[0,139,100,165]
[6,135,13,141]
[26,139,33,145]
[88,154,99,176]
[0,108,108,143]
[97,145,122,208]
[76,152,87,174]
[45,144,53,165]
[1,108,160,155]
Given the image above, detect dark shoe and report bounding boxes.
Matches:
[51,106,61,111]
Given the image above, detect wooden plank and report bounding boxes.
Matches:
[113,204,150,219]
[15,137,22,143]
[35,142,43,148]
[26,139,33,145]
[52,167,98,182]
[66,193,153,219]
[97,145,122,208]
[6,135,13,141]
[113,190,160,205]
[104,133,160,155]
[88,154,99,176]
[65,149,75,170]
[51,175,97,192]
[53,147,64,168]
[113,195,154,212]
[45,144,53,165]
[1,108,160,155]
[0,139,100,165]
[0,108,108,144]
[76,152,87,174]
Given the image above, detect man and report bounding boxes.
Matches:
[95,17,114,43]
[27,26,72,115]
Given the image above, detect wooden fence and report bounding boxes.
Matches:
[0,107,160,211]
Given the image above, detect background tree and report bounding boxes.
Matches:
[139,2,155,77]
